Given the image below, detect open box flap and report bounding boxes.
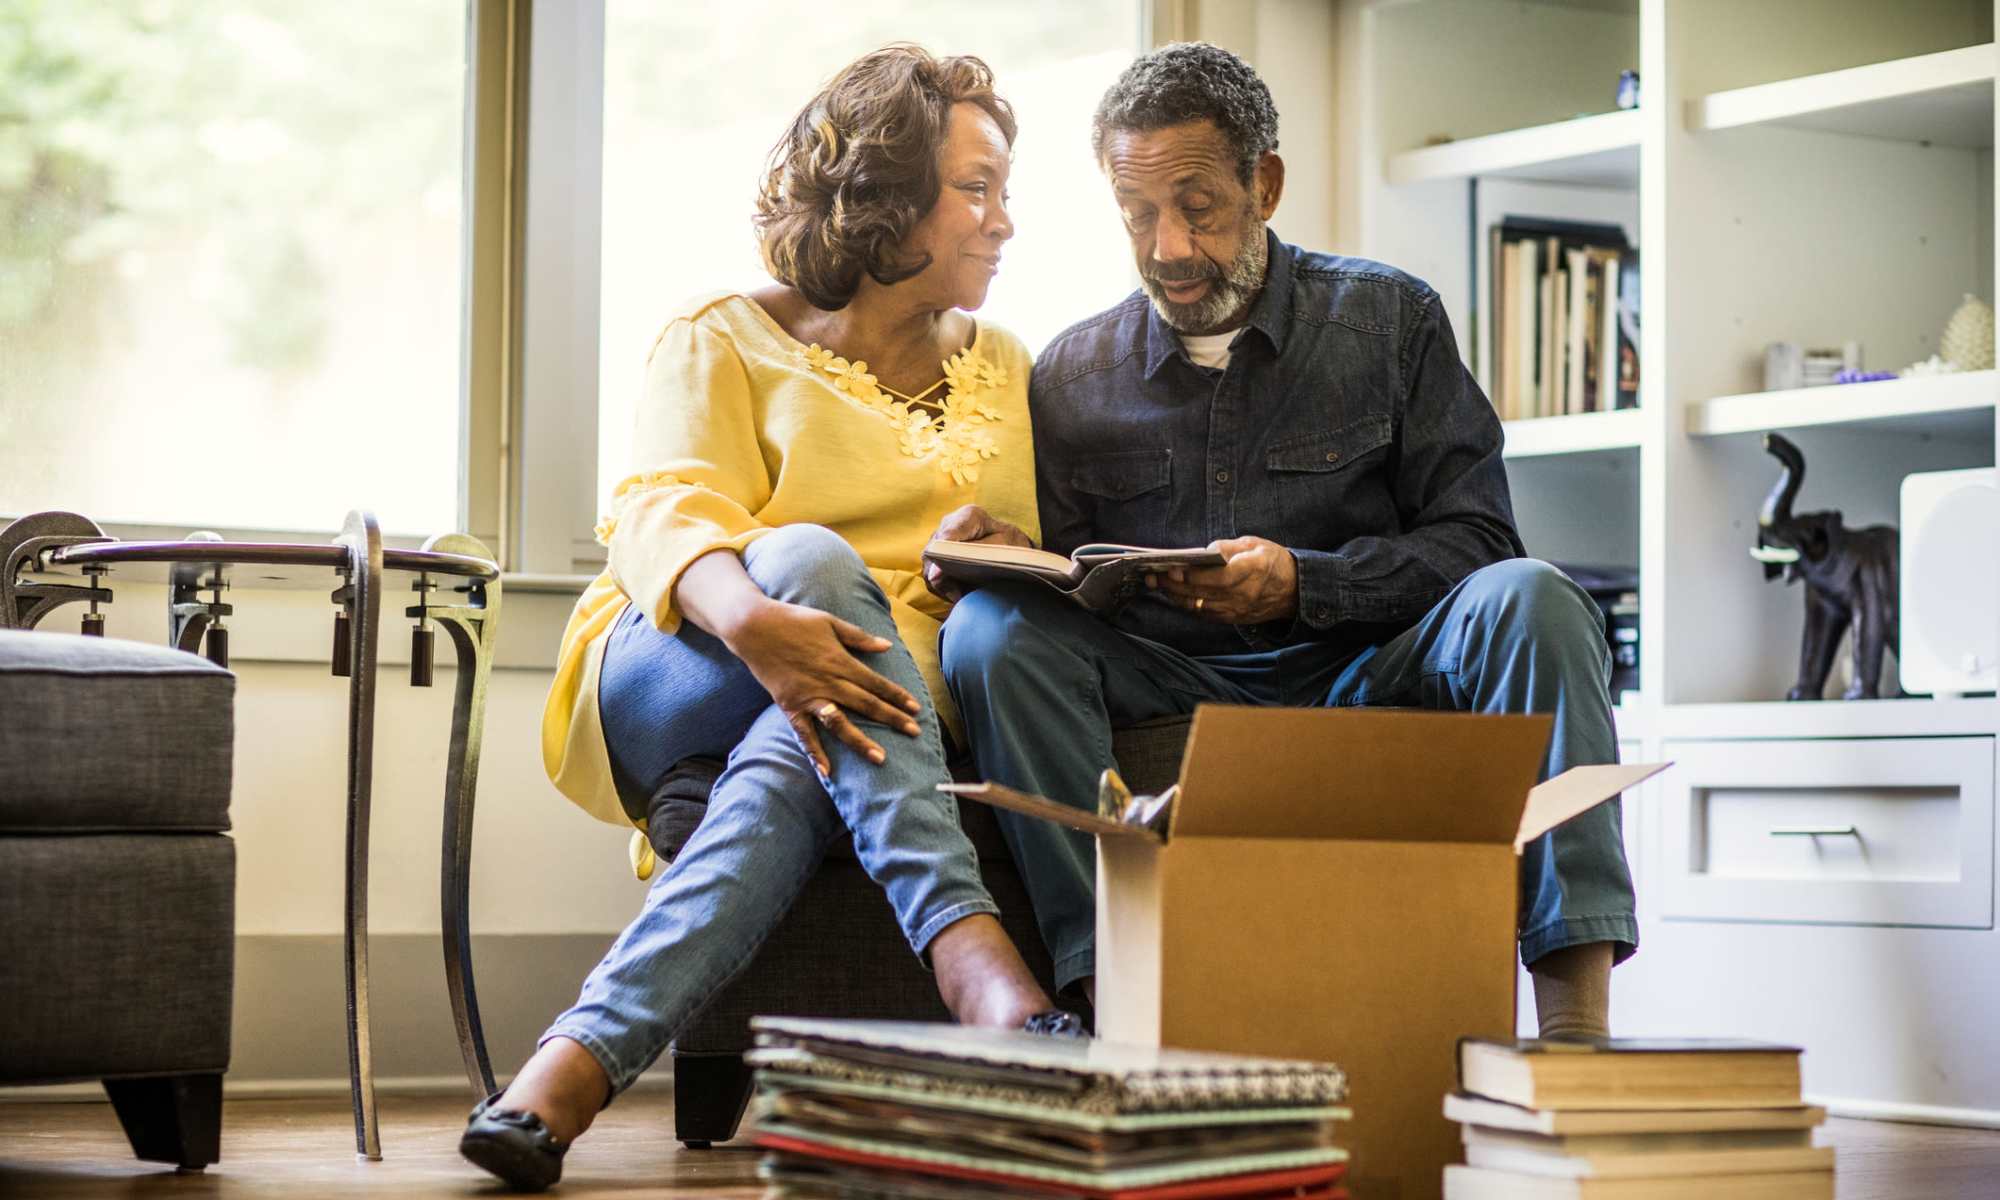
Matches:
[1170,706,1550,844]
[1514,761,1672,852]
[938,781,1164,842]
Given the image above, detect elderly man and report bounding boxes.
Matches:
[929,43,1634,1039]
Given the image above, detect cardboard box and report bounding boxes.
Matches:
[949,705,1667,1200]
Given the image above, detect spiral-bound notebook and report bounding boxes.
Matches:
[750,1018,1351,1198]
[750,1017,1349,1115]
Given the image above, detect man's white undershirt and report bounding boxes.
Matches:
[1179,328,1241,370]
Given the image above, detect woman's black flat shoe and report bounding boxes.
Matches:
[460,1091,569,1192]
[1023,1009,1088,1038]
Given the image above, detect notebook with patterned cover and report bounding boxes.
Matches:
[750,1018,1349,1114]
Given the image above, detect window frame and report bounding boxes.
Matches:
[501,0,1172,580]
[0,0,531,565]
[498,0,607,582]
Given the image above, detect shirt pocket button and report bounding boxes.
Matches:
[1325,452,1340,463]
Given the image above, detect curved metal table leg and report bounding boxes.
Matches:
[336,511,384,1161]
[0,511,113,630]
[415,533,503,1098]
[168,532,227,662]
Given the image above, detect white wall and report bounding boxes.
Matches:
[1178,0,1345,254]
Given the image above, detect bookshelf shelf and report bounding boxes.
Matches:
[1384,110,1640,188]
[1500,408,1644,459]
[1355,0,1998,1121]
[1689,43,1995,148]
[1660,697,1997,742]
[1688,371,1998,439]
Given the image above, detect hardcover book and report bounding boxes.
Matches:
[923,540,1224,612]
[1444,1093,1826,1138]
[1457,1039,1804,1112]
[1444,1165,1831,1199]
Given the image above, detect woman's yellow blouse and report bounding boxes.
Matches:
[542,292,1040,829]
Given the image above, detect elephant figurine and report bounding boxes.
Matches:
[1751,432,1899,700]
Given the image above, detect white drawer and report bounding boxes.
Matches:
[1657,736,1995,928]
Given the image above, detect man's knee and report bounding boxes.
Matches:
[741,524,879,612]
[940,586,1083,691]
[940,588,1030,684]
[1461,559,1602,648]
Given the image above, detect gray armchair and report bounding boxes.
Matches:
[0,630,236,1170]
[651,715,1193,1147]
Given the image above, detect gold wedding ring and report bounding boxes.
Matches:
[815,702,839,723]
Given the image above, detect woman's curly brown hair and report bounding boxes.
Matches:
[755,45,1016,311]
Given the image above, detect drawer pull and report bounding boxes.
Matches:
[1768,825,1860,838]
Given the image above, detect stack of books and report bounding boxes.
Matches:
[1487,218,1640,421]
[1443,1038,1832,1199]
[747,1017,1352,1200]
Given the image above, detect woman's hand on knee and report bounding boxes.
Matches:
[721,599,925,775]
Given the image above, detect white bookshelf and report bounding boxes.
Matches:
[1349,0,1999,1123]
[1660,697,1999,741]
[1386,110,1640,188]
[1501,407,1645,458]
[1690,370,1999,438]
[1689,43,1994,148]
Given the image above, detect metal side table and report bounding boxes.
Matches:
[1,509,502,1160]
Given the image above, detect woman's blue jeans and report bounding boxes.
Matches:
[541,524,996,1096]
[940,557,1636,995]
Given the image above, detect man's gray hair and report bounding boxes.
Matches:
[1090,42,1279,183]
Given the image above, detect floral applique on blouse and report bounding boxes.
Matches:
[798,342,1009,485]
[592,472,715,547]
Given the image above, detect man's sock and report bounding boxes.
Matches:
[1530,940,1614,1040]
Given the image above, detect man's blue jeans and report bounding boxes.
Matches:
[940,557,1636,996]
[543,525,997,1096]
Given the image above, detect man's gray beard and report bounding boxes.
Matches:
[1140,222,1269,336]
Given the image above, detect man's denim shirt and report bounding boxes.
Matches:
[1030,230,1525,660]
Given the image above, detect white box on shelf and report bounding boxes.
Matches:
[1901,467,1998,698]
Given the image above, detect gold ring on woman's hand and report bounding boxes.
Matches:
[815,702,839,724]
[1195,597,1206,612]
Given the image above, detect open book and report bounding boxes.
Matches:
[923,539,1225,612]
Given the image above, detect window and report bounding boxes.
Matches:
[0,1,468,536]
[595,0,1141,500]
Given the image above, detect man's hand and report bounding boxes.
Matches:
[1152,536,1299,625]
[923,504,1035,602]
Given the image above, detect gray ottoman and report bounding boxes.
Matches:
[0,630,236,1169]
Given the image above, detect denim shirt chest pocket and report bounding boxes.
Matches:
[1071,447,1173,545]
[1258,413,1395,536]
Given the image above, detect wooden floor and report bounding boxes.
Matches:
[2,1091,1999,1198]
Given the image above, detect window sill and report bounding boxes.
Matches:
[502,571,598,594]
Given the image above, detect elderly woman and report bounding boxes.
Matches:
[459,47,1068,1191]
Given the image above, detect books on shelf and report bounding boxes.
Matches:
[922,540,1225,612]
[749,1017,1351,1200]
[1443,1038,1830,1199]
[1487,218,1639,422]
